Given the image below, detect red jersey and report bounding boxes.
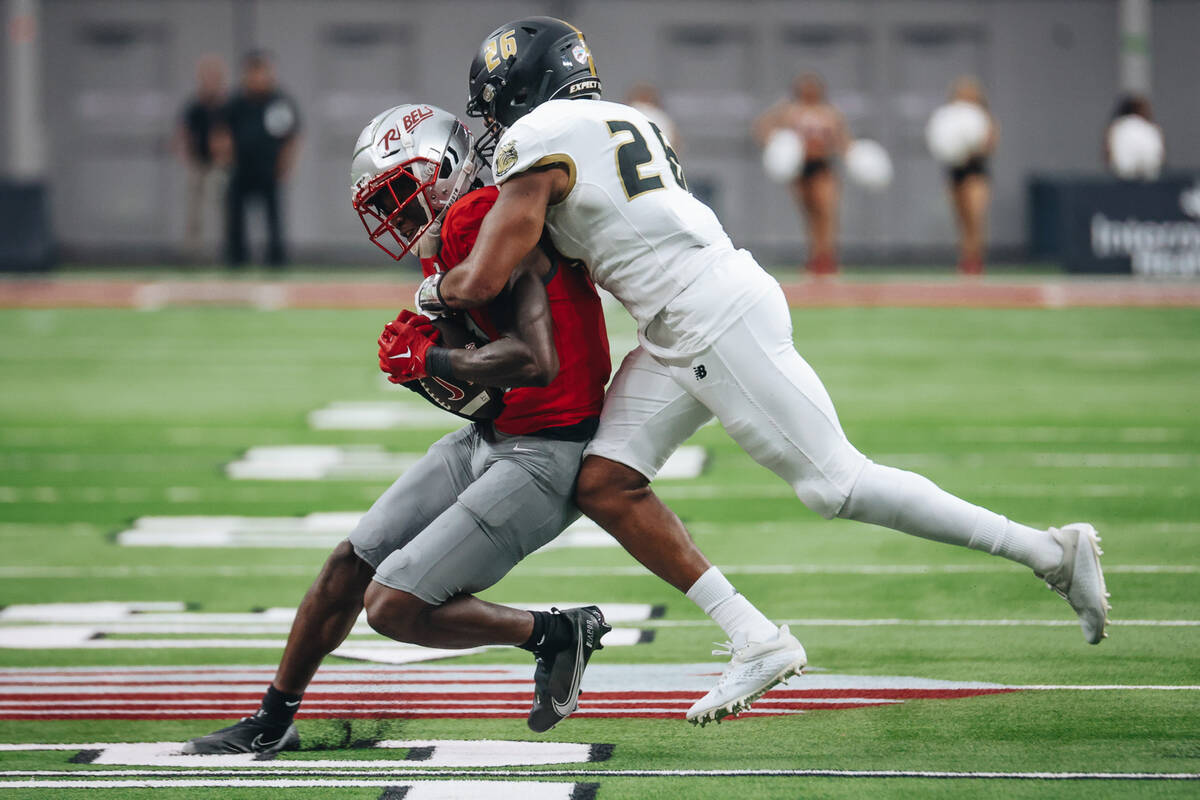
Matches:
[420,187,610,436]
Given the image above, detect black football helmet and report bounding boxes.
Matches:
[466,16,601,158]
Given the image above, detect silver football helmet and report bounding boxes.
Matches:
[350,103,482,260]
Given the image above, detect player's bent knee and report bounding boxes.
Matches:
[795,474,858,521]
[363,582,425,640]
[575,456,649,517]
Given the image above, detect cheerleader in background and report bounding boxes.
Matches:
[944,77,998,276]
[755,74,849,276]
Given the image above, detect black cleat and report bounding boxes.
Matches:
[181,715,299,755]
[527,605,611,733]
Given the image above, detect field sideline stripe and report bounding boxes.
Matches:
[0,769,1196,783]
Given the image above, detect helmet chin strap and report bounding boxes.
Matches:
[415,127,480,262]
[414,221,442,260]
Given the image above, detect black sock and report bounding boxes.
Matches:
[255,684,302,727]
[518,610,574,659]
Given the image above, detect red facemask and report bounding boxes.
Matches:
[352,157,440,260]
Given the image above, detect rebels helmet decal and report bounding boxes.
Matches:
[403,106,435,132]
[349,104,481,261]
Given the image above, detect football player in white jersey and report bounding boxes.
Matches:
[417,16,1111,726]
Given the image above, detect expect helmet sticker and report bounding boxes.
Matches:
[495,141,519,177]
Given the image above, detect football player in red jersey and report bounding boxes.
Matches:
[184,104,616,755]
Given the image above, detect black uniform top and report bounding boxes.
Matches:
[221,89,301,182]
[180,97,223,165]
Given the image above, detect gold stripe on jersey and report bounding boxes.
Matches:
[529,154,578,204]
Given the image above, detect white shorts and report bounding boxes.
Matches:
[583,346,714,481]
[585,287,867,518]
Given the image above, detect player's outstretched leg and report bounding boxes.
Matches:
[838,462,1111,643]
[182,540,375,754]
[662,290,1110,644]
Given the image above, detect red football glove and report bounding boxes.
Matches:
[378,310,439,383]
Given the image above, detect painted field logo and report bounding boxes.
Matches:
[0,664,1014,722]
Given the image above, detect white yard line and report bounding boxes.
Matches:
[634,618,1200,629]
[115,514,621,550]
[0,771,1194,785]
[516,563,1199,577]
[0,778,585,794]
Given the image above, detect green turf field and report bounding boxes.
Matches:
[1,305,1198,798]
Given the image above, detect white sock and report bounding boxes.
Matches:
[839,462,1063,574]
[685,566,778,644]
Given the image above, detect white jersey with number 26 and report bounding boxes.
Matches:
[492,99,776,362]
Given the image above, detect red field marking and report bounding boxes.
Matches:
[0,687,1016,721]
[3,277,1199,309]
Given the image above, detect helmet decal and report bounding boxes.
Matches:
[377,125,406,158]
[402,106,434,132]
[466,16,602,154]
[349,103,482,261]
[484,29,518,72]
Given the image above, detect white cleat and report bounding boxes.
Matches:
[686,625,807,727]
[1036,523,1111,644]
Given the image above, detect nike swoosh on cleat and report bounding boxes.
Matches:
[250,733,281,750]
[551,620,588,716]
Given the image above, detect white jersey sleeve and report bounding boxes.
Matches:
[492,99,775,361]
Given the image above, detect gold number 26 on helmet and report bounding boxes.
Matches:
[484,30,518,71]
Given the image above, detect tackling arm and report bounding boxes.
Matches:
[431,166,569,310]
[428,246,559,388]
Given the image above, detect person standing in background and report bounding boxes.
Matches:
[944,77,997,276]
[213,51,301,268]
[1103,93,1164,180]
[176,54,228,260]
[754,74,849,276]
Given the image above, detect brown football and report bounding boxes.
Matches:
[405,314,505,421]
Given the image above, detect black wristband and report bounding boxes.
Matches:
[435,274,448,308]
[425,346,454,379]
